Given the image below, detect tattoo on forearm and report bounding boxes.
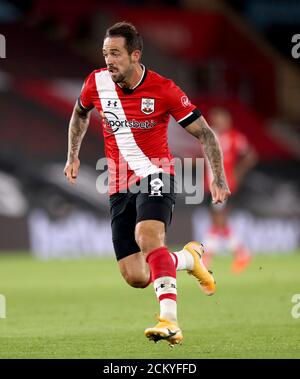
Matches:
[201,127,226,187]
[186,117,227,187]
[67,109,89,163]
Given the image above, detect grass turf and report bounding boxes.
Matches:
[0,252,299,359]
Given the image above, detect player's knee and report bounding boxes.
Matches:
[135,230,163,254]
[135,221,165,254]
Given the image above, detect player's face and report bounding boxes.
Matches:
[103,37,138,84]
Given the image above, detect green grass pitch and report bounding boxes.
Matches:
[0,251,299,358]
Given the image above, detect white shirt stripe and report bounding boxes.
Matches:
[95,70,163,178]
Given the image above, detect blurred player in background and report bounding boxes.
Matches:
[203,107,257,273]
[64,22,230,346]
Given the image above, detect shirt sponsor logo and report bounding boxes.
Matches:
[141,98,155,115]
[103,111,157,134]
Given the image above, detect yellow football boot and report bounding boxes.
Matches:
[183,241,216,296]
[145,317,183,346]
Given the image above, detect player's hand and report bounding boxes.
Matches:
[210,179,231,204]
[64,157,80,184]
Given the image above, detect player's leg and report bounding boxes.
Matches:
[134,173,185,345]
[116,237,215,294]
[110,192,151,288]
[208,201,251,273]
[111,190,178,288]
[203,203,228,267]
[227,231,252,274]
[165,192,216,295]
[231,244,252,274]
[212,200,251,273]
[135,218,182,346]
[135,219,176,321]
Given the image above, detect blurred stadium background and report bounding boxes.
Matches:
[0,0,300,360]
[0,0,299,257]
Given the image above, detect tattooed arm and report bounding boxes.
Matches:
[64,102,92,184]
[185,115,231,203]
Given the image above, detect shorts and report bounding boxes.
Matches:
[109,173,176,261]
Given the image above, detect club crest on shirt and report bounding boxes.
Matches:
[141,98,155,115]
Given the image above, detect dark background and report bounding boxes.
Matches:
[0,0,299,256]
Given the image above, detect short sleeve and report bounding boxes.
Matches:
[166,80,201,127]
[78,72,95,111]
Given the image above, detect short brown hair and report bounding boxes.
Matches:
[105,21,143,55]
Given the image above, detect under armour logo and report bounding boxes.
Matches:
[149,178,164,197]
[107,100,118,107]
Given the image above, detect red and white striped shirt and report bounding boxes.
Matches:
[79,65,200,194]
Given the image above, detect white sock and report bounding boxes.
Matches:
[154,276,177,323]
[170,249,194,271]
[160,298,177,323]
